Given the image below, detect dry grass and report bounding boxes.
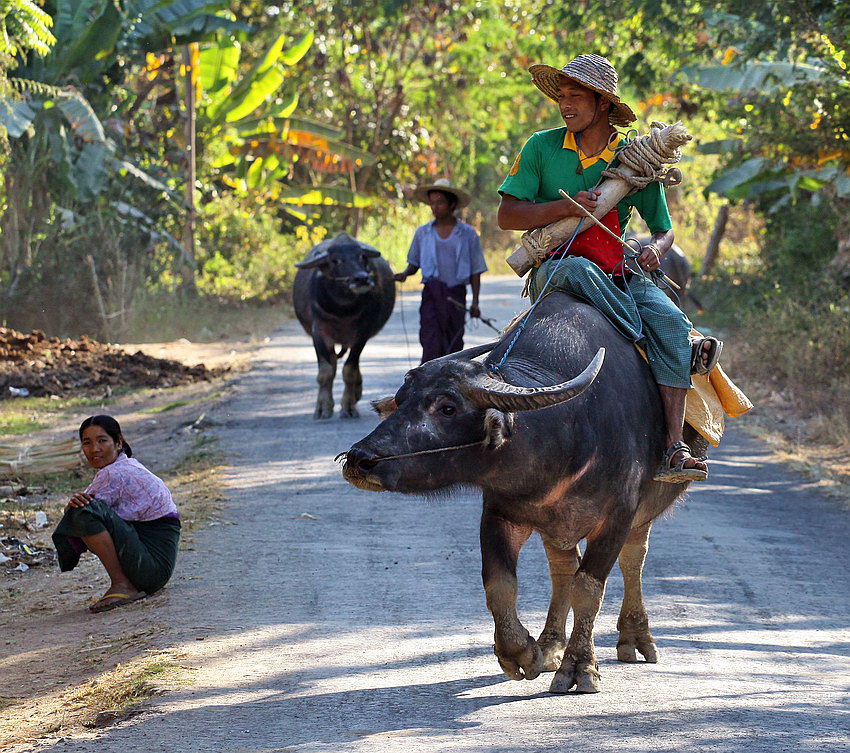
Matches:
[64,654,182,718]
[722,333,850,510]
[0,653,187,747]
[124,294,289,344]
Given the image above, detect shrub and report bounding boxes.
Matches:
[195,196,326,302]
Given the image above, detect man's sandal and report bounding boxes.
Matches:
[89,591,147,614]
[653,441,708,483]
[691,336,723,376]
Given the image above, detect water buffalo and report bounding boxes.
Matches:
[293,233,395,419]
[342,291,707,693]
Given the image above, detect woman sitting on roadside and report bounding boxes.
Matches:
[52,415,180,613]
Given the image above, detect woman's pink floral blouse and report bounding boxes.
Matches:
[85,452,178,521]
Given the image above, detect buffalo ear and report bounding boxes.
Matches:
[363,248,381,258]
[483,409,513,449]
[296,252,329,269]
[371,396,397,419]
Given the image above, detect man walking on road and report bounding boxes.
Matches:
[395,178,487,362]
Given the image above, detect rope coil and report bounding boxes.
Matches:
[602,121,692,193]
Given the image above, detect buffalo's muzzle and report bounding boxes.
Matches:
[341,447,385,492]
[346,447,378,472]
[348,275,374,293]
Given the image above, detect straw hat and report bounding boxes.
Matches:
[528,54,637,127]
[413,178,472,209]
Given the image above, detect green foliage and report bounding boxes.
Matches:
[0,0,56,60]
[194,194,318,300]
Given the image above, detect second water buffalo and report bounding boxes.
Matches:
[293,233,395,419]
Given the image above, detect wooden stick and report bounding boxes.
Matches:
[557,190,681,290]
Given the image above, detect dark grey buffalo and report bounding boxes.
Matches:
[294,233,395,419]
[342,291,706,693]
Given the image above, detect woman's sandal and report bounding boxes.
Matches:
[653,441,708,483]
[89,591,147,614]
[691,336,723,376]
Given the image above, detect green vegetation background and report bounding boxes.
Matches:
[2,0,849,436]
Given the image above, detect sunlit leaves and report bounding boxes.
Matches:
[0,0,56,60]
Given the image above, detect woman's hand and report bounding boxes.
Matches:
[637,243,662,273]
[65,492,94,512]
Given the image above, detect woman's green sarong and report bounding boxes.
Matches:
[52,499,180,594]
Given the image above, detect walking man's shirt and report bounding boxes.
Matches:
[397,178,487,363]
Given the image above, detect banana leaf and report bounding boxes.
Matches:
[199,39,240,94]
[0,98,38,138]
[58,1,122,75]
[207,32,289,125]
[277,185,374,208]
[56,93,104,142]
[74,141,109,199]
[234,112,341,140]
[224,65,286,123]
[678,61,831,92]
[280,32,314,66]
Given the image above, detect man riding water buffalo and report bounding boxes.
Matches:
[395,178,488,363]
[497,54,721,483]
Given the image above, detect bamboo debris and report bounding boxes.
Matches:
[0,436,80,476]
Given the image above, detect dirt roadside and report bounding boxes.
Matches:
[0,337,262,750]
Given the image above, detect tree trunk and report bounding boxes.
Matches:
[181,45,197,293]
[701,203,729,277]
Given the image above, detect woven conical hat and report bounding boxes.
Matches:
[529,54,637,127]
[413,178,471,209]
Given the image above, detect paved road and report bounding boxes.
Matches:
[38,278,850,753]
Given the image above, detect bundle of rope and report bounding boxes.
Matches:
[602,121,691,192]
[506,120,693,277]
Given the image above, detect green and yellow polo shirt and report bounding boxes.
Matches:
[498,127,673,236]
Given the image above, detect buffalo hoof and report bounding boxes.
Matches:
[339,406,359,419]
[495,636,544,681]
[537,632,567,672]
[314,405,333,420]
[616,640,659,664]
[549,661,601,694]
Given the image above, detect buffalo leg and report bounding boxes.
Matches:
[537,538,581,672]
[480,511,543,681]
[616,522,659,663]
[312,328,337,420]
[340,342,366,418]
[551,522,633,694]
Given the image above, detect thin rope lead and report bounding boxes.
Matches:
[398,285,414,368]
[489,218,587,373]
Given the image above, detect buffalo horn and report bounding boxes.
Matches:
[426,341,498,365]
[462,348,605,412]
[295,251,329,269]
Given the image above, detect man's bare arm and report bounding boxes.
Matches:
[497,191,601,231]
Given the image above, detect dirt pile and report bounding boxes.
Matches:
[0,328,225,398]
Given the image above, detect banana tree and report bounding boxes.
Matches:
[195,33,375,216]
[0,0,248,301]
